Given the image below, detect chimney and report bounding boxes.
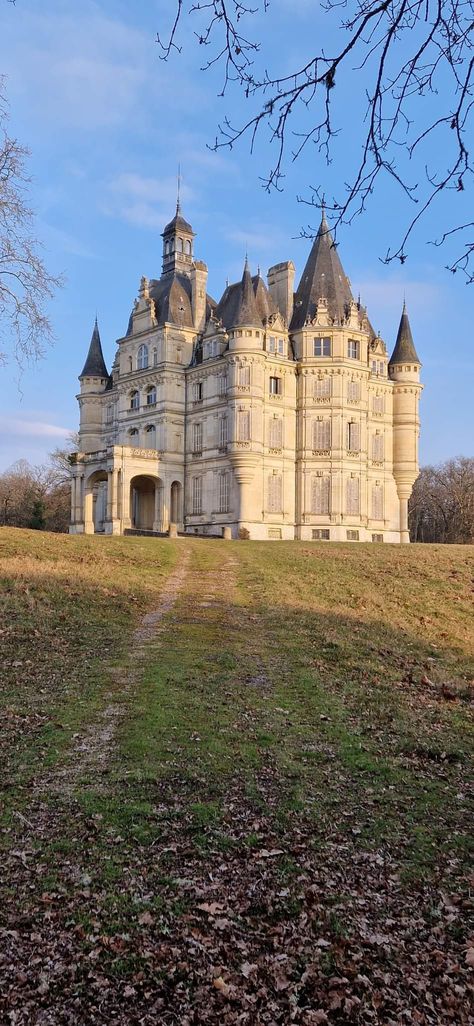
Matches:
[191,260,208,333]
[267,261,295,326]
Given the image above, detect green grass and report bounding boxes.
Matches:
[1,530,473,899]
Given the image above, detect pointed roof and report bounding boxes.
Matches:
[389,303,420,365]
[216,258,264,329]
[290,211,354,330]
[163,200,194,237]
[79,319,109,378]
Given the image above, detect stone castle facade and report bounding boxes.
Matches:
[70,204,422,542]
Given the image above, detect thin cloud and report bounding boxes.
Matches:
[0,416,72,439]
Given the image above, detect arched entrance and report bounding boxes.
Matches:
[84,470,108,534]
[130,475,163,532]
[170,480,183,527]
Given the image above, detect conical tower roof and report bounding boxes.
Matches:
[79,319,109,378]
[232,257,262,327]
[290,210,354,330]
[389,303,420,365]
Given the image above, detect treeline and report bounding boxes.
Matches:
[409,457,474,544]
[0,443,74,533]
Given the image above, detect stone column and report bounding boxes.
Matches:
[399,496,409,544]
[70,475,76,525]
[230,454,258,535]
[106,471,113,521]
[153,482,162,533]
[84,489,94,534]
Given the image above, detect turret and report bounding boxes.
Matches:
[78,319,110,452]
[161,200,195,277]
[389,303,423,542]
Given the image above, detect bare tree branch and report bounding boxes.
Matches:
[0,77,63,369]
[158,1,474,278]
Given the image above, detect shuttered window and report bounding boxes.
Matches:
[346,476,360,515]
[311,475,330,515]
[268,474,283,513]
[312,419,331,450]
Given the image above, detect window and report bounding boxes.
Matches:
[347,339,359,360]
[372,533,384,543]
[192,477,202,515]
[314,376,331,400]
[372,394,384,415]
[185,239,192,255]
[192,381,203,402]
[347,421,361,452]
[372,482,384,520]
[238,364,250,387]
[269,417,283,449]
[130,390,139,410]
[269,376,282,395]
[372,432,384,461]
[311,475,330,515]
[346,476,360,515]
[268,473,283,513]
[218,373,227,397]
[238,410,250,441]
[164,240,170,256]
[314,337,331,357]
[177,238,183,253]
[372,360,385,375]
[219,417,228,448]
[137,344,149,370]
[347,380,361,402]
[312,419,331,451]
[278,338,285,355]
[106,404,114,424]
[153,347,158,367]
[192,422,203,454]
[312,529,330,540]
[129,427,139,442]
[218,473,229,513]
[268,528,282,540]
[268,336,276,353]
[145,424,156,449]
[346,529,360,541]
[146,386,157,406]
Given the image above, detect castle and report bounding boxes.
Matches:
[70,203,422,542]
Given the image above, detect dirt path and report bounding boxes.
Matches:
[41,544,195,790]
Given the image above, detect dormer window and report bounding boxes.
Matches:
[314,337,331,357]
[137,344,148,370]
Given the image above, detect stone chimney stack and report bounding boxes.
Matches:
[191,260,208,333]
[267,261,295,326]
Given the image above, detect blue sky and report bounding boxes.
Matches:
[0,0,472,471]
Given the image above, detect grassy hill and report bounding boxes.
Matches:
[1,529,473,1024]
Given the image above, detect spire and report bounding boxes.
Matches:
[233,257,261,327]
[79,319,109,378]
[290,215,354,330]
[176,163,181,214]
[389,303,421,365]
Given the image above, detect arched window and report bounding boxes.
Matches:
[130,390,139,410]
[177,237,183,253]
[145,424,156,449]
[137,344,148,370]
[146,386,157,406]
[129,427,139,444]
[185,239,192,255]
[164,240,170,255]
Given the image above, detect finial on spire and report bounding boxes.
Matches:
[402,292,407,314]
[320,195,328,232]
[176,163,181,214]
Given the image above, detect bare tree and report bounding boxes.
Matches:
[409,457,474,543]
[0,77,63,368]
[159,1,474,279]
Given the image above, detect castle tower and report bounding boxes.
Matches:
[77,319,110,453]
[161,200,195,278]
[389,304,423,543]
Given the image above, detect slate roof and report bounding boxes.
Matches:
[215,261,277,329]
[389,304,420,365]
[125,273,216,334]
[80,319,109,378]
[290,212,355,330]
[163,203,194,237]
